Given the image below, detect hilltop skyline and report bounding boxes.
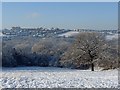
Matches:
[2,2,118,30]
[2,26,118,30]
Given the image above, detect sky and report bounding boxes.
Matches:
[1,0,120,2]
[2,2,118,30]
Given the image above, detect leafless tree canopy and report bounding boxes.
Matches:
[60,32,118,70]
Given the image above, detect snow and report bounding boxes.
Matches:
[0,32,4,37]
[58,31,80,37]
[106,34,118,40]
[0,67,118,88]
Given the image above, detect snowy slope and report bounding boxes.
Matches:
[0,32,4,37]
[0,67,118,88]
[58,31,80,37]
[106,34,118,40]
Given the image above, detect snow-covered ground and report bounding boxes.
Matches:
[0,32,6,37]
[0,67,118,88]
[106,34,118,40]
[58,31,80,37]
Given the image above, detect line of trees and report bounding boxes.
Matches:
[2,32,118,71]
[2,37,72,67]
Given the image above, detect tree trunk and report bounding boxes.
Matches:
[91,63,94,71]
[88,50,94,71]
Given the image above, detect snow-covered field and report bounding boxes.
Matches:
[106,34,118,40]
[0,67,118,88]
[58,31,80,37]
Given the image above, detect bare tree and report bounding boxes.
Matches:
[60,32,109,71]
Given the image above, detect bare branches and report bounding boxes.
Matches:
[60,32,118,70]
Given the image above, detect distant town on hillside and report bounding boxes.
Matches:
[1,27,119,41]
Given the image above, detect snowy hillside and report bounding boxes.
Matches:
[106,34,118,40]
[0,67,118,88]
[0,32,4,37]
[58,31,80,37]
